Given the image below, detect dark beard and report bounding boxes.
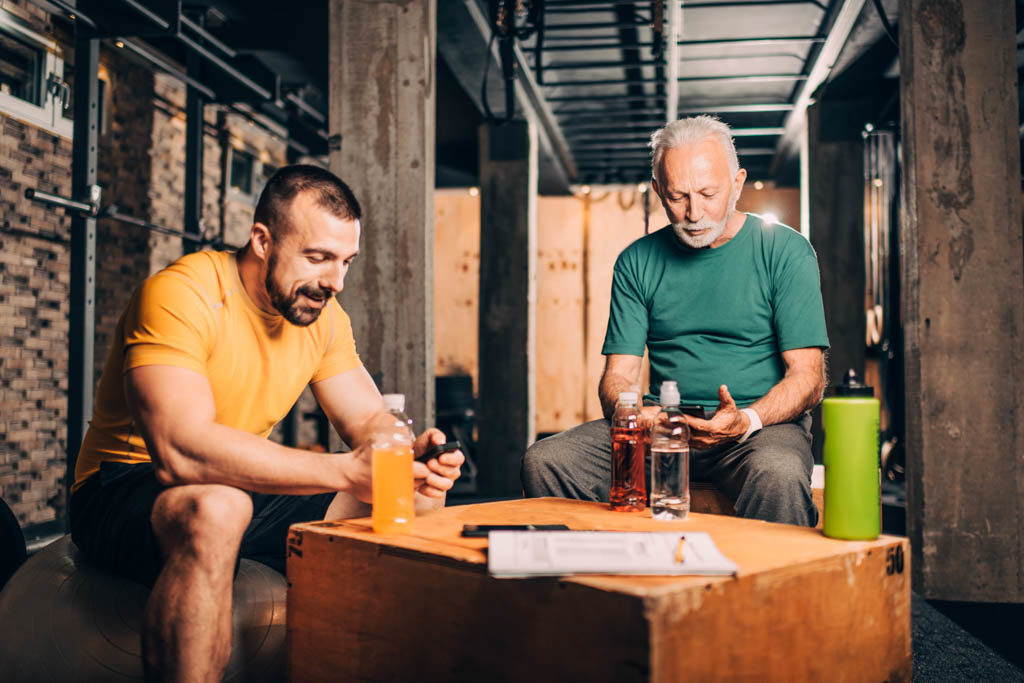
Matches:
[265,252,333,326]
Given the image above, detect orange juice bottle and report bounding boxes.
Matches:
[372,394,415,534]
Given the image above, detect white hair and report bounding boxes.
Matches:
[649,115,740,182]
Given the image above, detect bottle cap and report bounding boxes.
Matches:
[659,380,680,406]
[833,369,874,397]
[617,391,638,405]
[383,393,406,411]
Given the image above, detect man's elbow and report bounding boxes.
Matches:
[149,443,197,486]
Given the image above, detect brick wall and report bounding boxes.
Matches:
[0,1,72,527]
[1,4,318,527]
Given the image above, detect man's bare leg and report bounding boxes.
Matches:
[324,491,370,520]
[144,485,254,682]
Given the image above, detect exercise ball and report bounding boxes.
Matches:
[0,535,286,682]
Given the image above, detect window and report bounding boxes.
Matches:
[0,29,43,105]
[229,148,255,195]
[0,9,72,138]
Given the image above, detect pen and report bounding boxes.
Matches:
[675,536,686,563]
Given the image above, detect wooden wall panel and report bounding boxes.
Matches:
[584,190,663,420]
[433,184,796,434]
[535,197,585,434]
[736,183,801,232]
[433,190,480,391]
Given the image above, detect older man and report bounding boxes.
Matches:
[522,116,828,526]
[70,165,464,682]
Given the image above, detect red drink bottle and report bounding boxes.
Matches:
[610,391,647,511]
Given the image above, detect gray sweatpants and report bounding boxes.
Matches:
[521,413,818,527]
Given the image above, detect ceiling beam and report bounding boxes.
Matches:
[770,0,866,172]
[437,0,578,189]
[665,0,681,122]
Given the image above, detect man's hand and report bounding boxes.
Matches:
[412,429,465,499]
[639,405,662,429]
[685,385,750,449]
[339,443,374,503]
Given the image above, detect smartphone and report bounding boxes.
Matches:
[680,404,706,419]
[461,524,570,537]
[416,440,462,463]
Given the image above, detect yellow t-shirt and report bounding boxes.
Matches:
[73,250,361,491]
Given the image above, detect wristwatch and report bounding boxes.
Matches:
[738,408,762,444]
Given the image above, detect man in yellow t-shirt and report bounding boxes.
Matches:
[69,165,464,682]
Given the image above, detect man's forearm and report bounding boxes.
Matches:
[600,373,639,420]
[147,420,356,495]
[748,369,824,427]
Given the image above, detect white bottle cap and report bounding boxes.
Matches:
[659,381,680,406]
[383,394,405,412]
[618,391,638,404]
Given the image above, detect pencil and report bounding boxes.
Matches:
[675,536,686,563]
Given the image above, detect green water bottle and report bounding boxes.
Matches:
[822,369,880,540]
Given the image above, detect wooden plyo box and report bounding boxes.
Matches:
[287,498,910,682]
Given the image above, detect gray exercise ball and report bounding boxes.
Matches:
[0,535,286,682]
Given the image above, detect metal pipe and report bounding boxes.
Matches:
[537,41,655,51]
[544,59,662,70]
[665,0,680,122]
[286,92,327,125]
[114,0,171,30]
[177,31,272,101]
[101,208,205,243]
[181,14,236,58]
[676,35,825,46]
[184,47,204,254]
[24,188,95,215]
[549,73,807,87]
[547,93,665,102]
[118,38,217,99]
[543,21,650,30]
[568,126,784,139]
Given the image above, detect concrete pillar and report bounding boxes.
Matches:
[477,121,538,497]
[807,101,866,390]
[807,101,866,463]
[900,0,1024,601]
[328,0,436,430]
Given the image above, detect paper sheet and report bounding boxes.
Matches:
[487,531,738,578]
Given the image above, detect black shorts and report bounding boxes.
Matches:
[70,461,334,586]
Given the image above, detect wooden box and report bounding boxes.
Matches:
[287,498,910,682]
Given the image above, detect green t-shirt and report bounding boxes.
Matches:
[602,213,830,411]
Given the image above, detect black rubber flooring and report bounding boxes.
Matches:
[913,595,1024,681]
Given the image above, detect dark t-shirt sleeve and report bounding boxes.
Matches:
[772,238,830,351]
[602,250,648,357]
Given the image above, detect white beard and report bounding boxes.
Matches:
[671,188,739,248]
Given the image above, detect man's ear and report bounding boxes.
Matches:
[651,174,662,199]
[250,222,272,261]
[733,168,747,201]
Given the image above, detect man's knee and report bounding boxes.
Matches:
[151,485,253,564]
[521,436,567,493]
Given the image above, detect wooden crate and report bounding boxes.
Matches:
[287,498,909,682]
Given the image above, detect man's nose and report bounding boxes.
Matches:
[322,264,346,293]
[686,196,703,222]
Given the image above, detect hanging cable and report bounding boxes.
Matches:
[481,0,546,125]
[869,0,898,46]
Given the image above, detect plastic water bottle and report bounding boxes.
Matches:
[822,370,880,539]
[610,391,646,511]
[372,394,415,534]
[650,381,690,520]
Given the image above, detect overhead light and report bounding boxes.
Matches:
[580,184,592,195]
[872,178,884,188]
[865,122,875,132]
[753,180,764,191]
[69,13,76,20]
[762,212,779,225]
[637,183,647,194]
[468,187,479,197]
[114,41,125,48]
